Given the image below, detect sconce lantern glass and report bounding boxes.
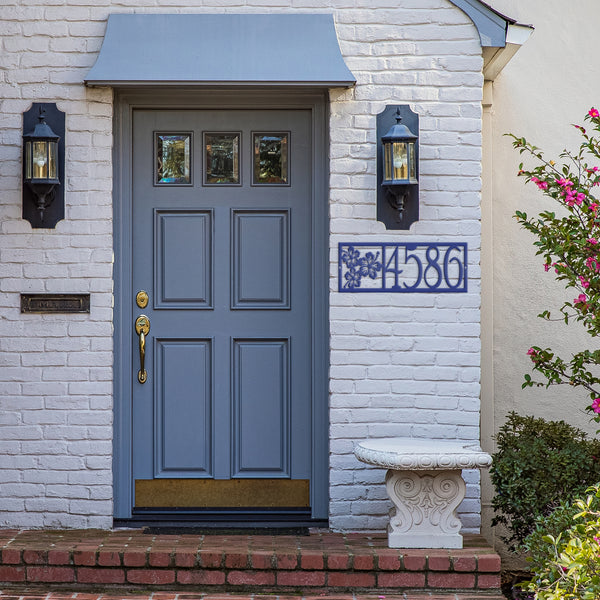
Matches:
[381,110,418,187]
[23,109,61,222]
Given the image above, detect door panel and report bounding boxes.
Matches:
[131,109,313,513]
[154,210,213,308]
[232,210,290,308]
[155,339,212,476]
[232,338,289,476]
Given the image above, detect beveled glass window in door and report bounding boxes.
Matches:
[155,133,191,185]
[253,133,289,185]
[204,133,241,185]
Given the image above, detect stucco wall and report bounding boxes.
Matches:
[0,0,483,529]
[480,0,600,557]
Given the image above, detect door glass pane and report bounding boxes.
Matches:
[253,133,289,185]
[204,133,240,185]
[156,133,191,185]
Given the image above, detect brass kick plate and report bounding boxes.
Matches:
[135,479,310,508]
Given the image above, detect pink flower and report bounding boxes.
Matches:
[592,398,600,414]
[564,188,577,206]
[580,276,590,288]
[575,293,588,307]
[586,256,600,272]
[531,176,548,190]
[587,167,600,174]
[556,178,574,188]
[588,238,599,245]
[590,203,598,213]
[544,263,550,272]
[576,192,586,205]
[590,108,600,118]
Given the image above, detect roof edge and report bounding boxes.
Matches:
[482,22,534,81]
[447,0,513,47]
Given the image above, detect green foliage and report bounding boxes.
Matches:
[522,486,600,599]
[490,412,600,552]
[523,500,582,574]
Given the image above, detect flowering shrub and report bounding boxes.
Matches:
[522,485,600,600]
[510,108,600,421]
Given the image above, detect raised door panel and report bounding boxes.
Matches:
[154,210,213,309]
[232,339,289,476]
[232,210,290,309]
[154,339,212,476]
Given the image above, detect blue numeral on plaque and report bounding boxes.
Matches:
[338,243,467,293]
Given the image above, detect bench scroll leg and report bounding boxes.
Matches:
[385,469,466,549]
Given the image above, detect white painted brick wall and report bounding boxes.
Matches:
[0,0,483,530]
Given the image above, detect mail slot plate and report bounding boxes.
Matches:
[21,293,91,314]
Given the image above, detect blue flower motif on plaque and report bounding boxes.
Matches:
[358,252,382,279]
[340,246,360,268]
[341,245,382,289]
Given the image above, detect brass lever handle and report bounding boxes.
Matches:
[135,315,150,384]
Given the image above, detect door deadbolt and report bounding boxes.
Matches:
[136,290,149,309]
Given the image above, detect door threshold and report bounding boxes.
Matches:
[115,507,327,530]
[141,526,311,535]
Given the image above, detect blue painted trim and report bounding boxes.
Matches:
[112,95,134,519]
[113,90,329,523]
[447,0,510,47]
[338,242,468,293]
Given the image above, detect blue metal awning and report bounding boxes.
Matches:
[85,13,356,87]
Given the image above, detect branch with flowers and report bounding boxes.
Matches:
[511,108,600,422]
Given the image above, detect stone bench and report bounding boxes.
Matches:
[354,438,492,549]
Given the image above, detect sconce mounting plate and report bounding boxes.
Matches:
[22,102,65,229]
[377,105,419,230]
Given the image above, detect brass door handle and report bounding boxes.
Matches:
[135,315,150,384]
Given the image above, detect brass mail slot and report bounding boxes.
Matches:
[21,293,90,314]
[135,478,310,508]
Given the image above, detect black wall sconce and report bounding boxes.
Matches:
[22,103,65,229]
[377,105,419,230]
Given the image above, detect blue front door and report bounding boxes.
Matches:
[130,109,315,519]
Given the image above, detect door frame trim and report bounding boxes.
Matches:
[113,88,330,522]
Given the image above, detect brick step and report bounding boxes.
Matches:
[0,530,501,593]
[0,591,507,600]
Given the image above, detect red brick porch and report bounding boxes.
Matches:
[0,530,501,595]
